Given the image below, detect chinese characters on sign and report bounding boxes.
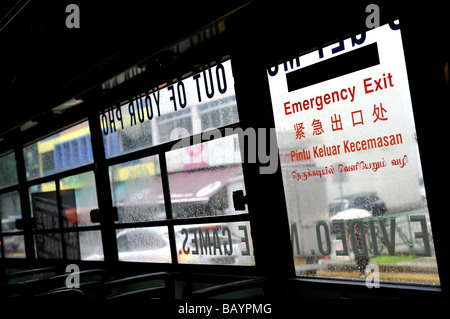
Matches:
[268,21,440,284]
[285,72,393,142]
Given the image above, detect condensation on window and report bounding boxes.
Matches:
[2,235,25,258]
[0,152,18,188]
[0,190,25,258]
[23,121,93,181]
[29,181,82,230]
[165,134,246,219]
[60,171,98,227]
[28,177,104,260]
[116,226,172,263]
[0,191,21,232]
[35,233,63,259]
[100,60,238,158]
[109,155,166,223]
[174,222,254,266]
[29,182,58,230]
[267,22,440,286]
[69,230,104,261]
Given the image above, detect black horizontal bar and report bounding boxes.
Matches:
[113,213,250,229]
[286,42,380,92]
[32,225,102,234]
[0,230,25,236]
[26,163,95,187]
[0,184,18,195]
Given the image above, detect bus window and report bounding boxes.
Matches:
[97,58,254,266]
[267,21,440,286]
[166,134,246,219]
[69,230,104,261]
[0,191,25,258]
[23,121,93,181]
[29,182,58,230]
[116,227,171,263]
[0,153,25,259]
[166,135,254,266]
[109,155,165,223]
[23,121,103,261]
[29,178,104,260]
[100,60,238,158]
[174,222,254,266]
[59,172,99,227]
[0,152,18,188]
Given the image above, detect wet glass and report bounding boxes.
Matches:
[174,221,255,265]
[100,60,238,158]
[165,134,247,219]
[0,152,18,188]
[116,226,172,263]
[67,231,104,261]
[60,171,98,227]
[23,121,93,180]
[35,233,63,259]
[109,155,166,223]
[29,182,82,229]
[0,191,22,233]
[267,22,440,285]
[29,176,104,260]
[0,191,25,257]
[2,235,25,258]
[29,182,58,230]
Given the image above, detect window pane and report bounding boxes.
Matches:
[0,191,21,233]
[109,155,166,223]
[0,152,17,188]
[35,233,63,259]
[30,182,59,230]
[64,232,81,259]
[30,176,97,229]
[60,172,98,227]
[2,235,25,258]
[100,60,238,158]
[29,176,103,260]
[23,121,93,180]
[116,227,171,263]
[268,22,440,285]
[174,222,254,265]
[166,135,246,219]
[67,230,104,261]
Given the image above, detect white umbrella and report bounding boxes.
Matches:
[330,208,372,221]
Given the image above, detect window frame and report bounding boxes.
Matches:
[0,4,446,296]
[20,123,103,261]
[236,18,445,294]
[92,95,254,268]
[75,57,259,274]
[0,172,25,259]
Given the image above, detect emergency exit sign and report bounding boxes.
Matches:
[268,21,436,264]
[268,21,420,196]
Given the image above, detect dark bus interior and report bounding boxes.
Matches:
[0,0,448,308]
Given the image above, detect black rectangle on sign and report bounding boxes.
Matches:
[286,42,380,92]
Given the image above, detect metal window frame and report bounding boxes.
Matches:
[0,1,447,297]
[88,97,254,268]
[0,153,24,259]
